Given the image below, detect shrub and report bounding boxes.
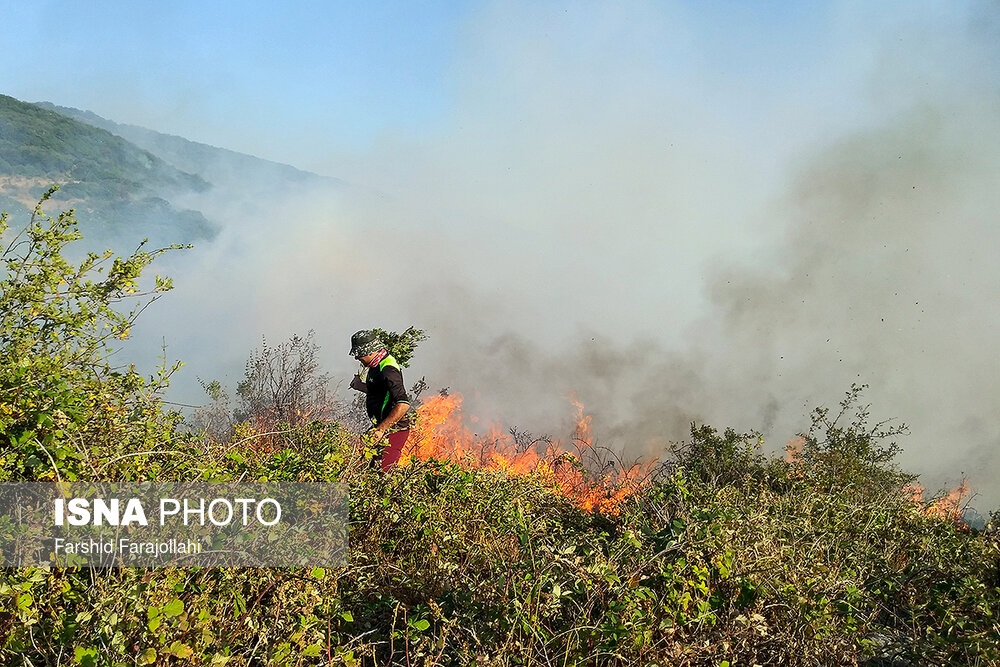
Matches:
[0,188,185,481]
[796,383,916,495]
[234,330,338,430]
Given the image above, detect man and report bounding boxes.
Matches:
[349,330,411,472]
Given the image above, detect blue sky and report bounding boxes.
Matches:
[1,0,933,172]
[3,1,473,165]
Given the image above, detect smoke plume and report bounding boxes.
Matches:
[121,2,999,508]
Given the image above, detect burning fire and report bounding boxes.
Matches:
[779,438,972,529]
[903,480,971,527]
[784,436,805,463]
[401,393,651,515]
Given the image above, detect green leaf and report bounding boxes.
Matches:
[74,647,98,667]
[340,611,354,622]
[163,598,184,617]
[410,619,430,632]
[140,648,157,665]
[169,641,194,659]
[16,592,33,611]
[303,644,323,657]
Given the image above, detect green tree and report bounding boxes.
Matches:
[0,187,185,481]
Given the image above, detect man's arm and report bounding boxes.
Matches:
[369,401,410,442]
[368,363,410,442]
[350,374,367,393]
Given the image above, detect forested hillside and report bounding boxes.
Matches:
[0,94,216,249]
[0,95,209,195]
[36,101,344,195]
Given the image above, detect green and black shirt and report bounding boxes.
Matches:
[352,355,411,430]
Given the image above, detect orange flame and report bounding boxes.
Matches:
[902,483,925,504]
[569,393,592,446]
[902,480,970,528]
[784,436,805,464]
[926,480,970,525]
[402,393,651,515]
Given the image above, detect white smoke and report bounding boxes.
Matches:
[108,1,1000,509]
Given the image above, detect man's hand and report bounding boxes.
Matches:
[368,428,386,444]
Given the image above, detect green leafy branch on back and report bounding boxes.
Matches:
[371,327,426,368]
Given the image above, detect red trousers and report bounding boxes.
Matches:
[378,430,410,472]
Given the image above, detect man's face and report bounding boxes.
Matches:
[356,352,377,366]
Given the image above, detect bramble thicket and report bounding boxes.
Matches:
[1,197,998,665]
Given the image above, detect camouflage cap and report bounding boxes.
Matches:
[349,330,384,358]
